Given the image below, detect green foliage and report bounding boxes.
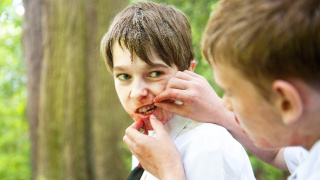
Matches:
[249,153,289,180]
[0,0,31,179]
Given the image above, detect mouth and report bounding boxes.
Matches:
[136,104,156,115]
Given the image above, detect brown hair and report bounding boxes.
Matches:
[101,1,194,72]
[202,0,320,98]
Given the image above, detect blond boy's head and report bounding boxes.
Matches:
[202,0,320,98]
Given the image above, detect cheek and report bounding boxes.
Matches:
[127,112,141,121]
[233,103,260,137]
[152,80,168,94]
[115,84,124,101]
[115,86,131,112]
[156,110,174,124]
[234,98,257,124]
[232,102,248,123]
[254,137,273,148]
[289,131,312,146]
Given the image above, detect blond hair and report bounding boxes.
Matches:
[202,0,320,98]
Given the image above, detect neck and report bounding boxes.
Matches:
[296,90,320,150]
[295,81,320,150]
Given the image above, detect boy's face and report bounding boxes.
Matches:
[112,43,178,130]
[212,62,288,148]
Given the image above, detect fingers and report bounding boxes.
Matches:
[123,117,168,159]
[166,77,189,90]
[154,100,184,114]
[182,70,203,77]
[154,88,181,103]
[149,115,168,136]
[175,70,193,80]
[166,71,204,91]
[154,72,195,103]
[175,70,202,80]
[123,121,152,157]
[166,71,198,90]
[132,120,144,130]
[142,127,149,135]
[123,134,135,154]
[123,120,144,144]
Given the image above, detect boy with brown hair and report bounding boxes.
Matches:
[101,1,255,179]
[123,0,320,179]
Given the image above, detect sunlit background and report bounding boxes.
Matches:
[0,0,30,179]
[0,0,289,179]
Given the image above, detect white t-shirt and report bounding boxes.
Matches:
[133,115,255,180]
[284,146,309,173]
[288,140,320,180]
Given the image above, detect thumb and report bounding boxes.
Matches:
[150,115,167,136]
[132,120,144,130]
[154,101,181,114]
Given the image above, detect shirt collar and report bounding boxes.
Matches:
[163,114,192,141]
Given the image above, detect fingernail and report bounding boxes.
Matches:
[150,115,156,119]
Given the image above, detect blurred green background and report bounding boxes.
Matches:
[0,0,30,179]
[0,0,289,179]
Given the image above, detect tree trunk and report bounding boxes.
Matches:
[23,0,131,179]
[85,0,131,179]
[22,0,43,179]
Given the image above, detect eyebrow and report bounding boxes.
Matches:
[113,62,170,72]
[149,63,171,69]
[113,66,129,72]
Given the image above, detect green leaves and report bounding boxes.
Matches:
[0,0,30,179]
[0,0,24,99]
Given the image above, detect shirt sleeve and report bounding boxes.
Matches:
[284,146,309,174]
[178,124,255,180]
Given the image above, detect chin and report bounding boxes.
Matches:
[143,116,171,131]
[155,112,174,124]
[143,120,153,130]
[253,137,274,149]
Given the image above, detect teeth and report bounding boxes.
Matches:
[138,105,155,114]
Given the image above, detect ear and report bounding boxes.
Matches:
[272,80,303,125]
[188,60,196,71]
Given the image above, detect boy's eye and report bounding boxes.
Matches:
[117,74,131,81]
[149,71,163,78]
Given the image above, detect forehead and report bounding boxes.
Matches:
[212,62,250,93]
[112,42,170,69]
[212,63,234,88]
[212,62,266,98]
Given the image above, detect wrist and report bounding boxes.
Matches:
[159,161,185,180]
[209,105,234,129]
[221,109,237,132]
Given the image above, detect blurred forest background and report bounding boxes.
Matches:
[0,0,289,179]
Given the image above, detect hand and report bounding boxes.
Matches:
[123,115,185,180]
[154,70,226,124]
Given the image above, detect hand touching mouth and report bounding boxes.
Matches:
[132,103,172,130]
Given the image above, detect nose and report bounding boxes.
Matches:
[130,80,148,102]
[222,95,233,112]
